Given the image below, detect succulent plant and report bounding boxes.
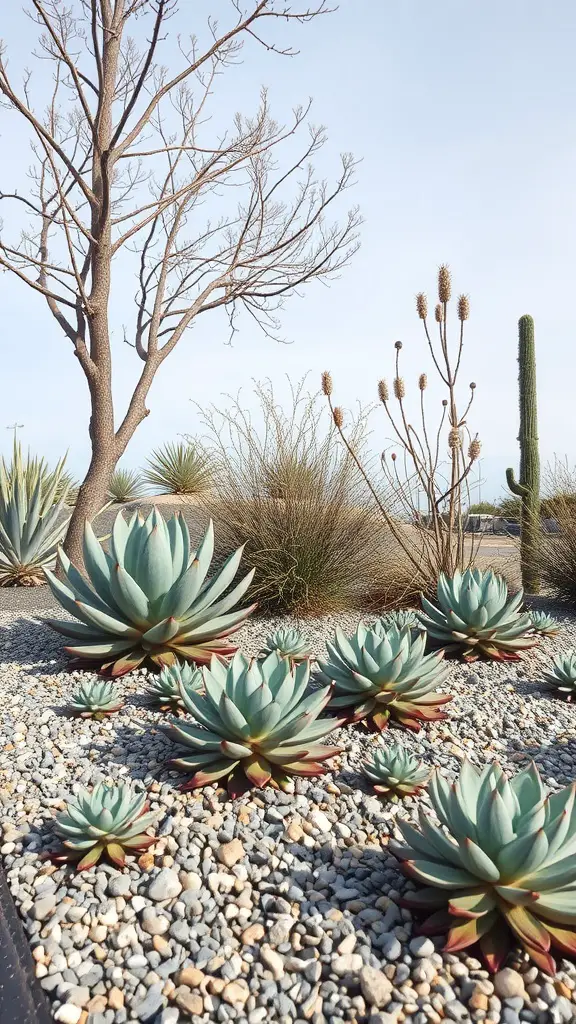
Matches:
[145,660,203,713]
[143,442,213,495]
[261,628,313,662]
[68,679,124,719]
[529,611,561,637]
[362,739,430,799]
[390,760,576,974]
[53,782,158,870]
[542,650,576,700]
[44,509,256,676]
[108,467,144,503]
[315,621,451,732]
[418,569,535,661]
[0,440,71,586]
[377,609,420,632]
[165,651,343,797]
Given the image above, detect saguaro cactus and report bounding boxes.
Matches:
[506,315,540,593]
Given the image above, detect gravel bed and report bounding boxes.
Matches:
[1,601,576,1024]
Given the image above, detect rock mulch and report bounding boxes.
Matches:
[1,603,576,1023]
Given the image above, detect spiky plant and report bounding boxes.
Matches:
[542,650,576,700]
[164,651,343,797]
[44,509,256,676]
[362,739,430,799]
[418,569,535,661]
[143,442,213,495]
[69,679,124,719]
[529,611,561,637]
[261,628,313,662]
[377,609,420,632]
[145,660,203,713]
[53,782,158,870]
[108,467,144,503]
[315,621,451,732]
[0,440,71,586]
[391,760,576,974]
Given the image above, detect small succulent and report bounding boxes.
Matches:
[261,628,313,662]
[529,611,561,637]
[377,609,420,632]
[68,679,124,719]
[390,760,576,974]
[53,782,158,870]
[542,650,576,700]
[44,510,256,675]
[362,739,430,799]
[419,569,535,661]
[164,651,343,797]
[315,621,451,731]
[145,660,203,713]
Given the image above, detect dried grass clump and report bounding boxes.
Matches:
[536,458,576,604]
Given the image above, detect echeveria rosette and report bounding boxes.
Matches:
[53,782,158,870]
[261,627,313,662]
[377,609,421,632]
[418,569,535,662]
[43,509,257,676]
[390,760,576,975]
[68,678,124,719]
[542,650,576,701]
[144,660,203,713]
[529,611,561,637]
[164,651,344,798]
[316,621,452,732]
[362,739,430,800]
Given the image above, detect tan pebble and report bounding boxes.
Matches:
[241,923,265,945]
[555,981,572,999]
[161,855,174,867]
[222,980,250,1006]
[216,839,244,867]
[285,820,304,841]
[92,945,108,962]
[237,807,251,825]
[107,988,124,1010]
[206,977,226,995]
[163,981,176,998]
[153,935,171,955]
[176,966,205,988]
[138,852,155,871]
[175,987,204,1015]
[469,992,489,1012]
[86,996,107,1014]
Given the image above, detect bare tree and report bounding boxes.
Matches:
[0,0,360,565]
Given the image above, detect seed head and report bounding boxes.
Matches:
[378,379,389,403]
[393,377,406,400]
[333,406,344,429]
[442,399,448,407]
[448,427,461,449]
[438,264,451,303]
[416,293,428,319]
[395,340,403,350]
[468,437,481,462]
[457,294,470,321]
[321,371,333,396]
[391,452,397,462]
[470,381,477,390]
[418,373,427,391]
[435,304,444,323]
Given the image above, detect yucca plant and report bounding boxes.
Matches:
[108,467,144,503]
[145,660,203,713]
[542,650,576,700]
[69,679,124,719]
[377,609,420,632]
[164,651,343,797]
[362,739,430,799]
[419,569,535,661]
[529,611,561,637]
[53,782,158,870]
[143,442,213,495]
[0,440,71,586]
[44,509,256,676]
[261,627,313,662]
[316,621,452,732]
[391,760,576,975]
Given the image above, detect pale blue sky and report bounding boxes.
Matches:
[1,0,575,501]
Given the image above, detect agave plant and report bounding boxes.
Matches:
[145,660,203,713]
[542,650,576,700]
[108,467,144,503]
[143,442,213,495]
[261,628,313,662]
[44,509,256,676]
[315,621,451,732]
[362,739,430,799]
[164,651,343,797]
[69,679,124,719]
[0,441,71,586]
[391,760,576,975]
[53,782,158,870]
[418,569,535,661]
[377,609,420,632]
[529,611,561,637]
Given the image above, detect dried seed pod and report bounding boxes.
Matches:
[391,452,397,461]
[435,304,444,323]
[418,373,427,391]
[321,371,333,396]
[378,379,389,403]
[438,264,451,303]
[470,381,477,390]
[416,293,428,319]
[442,399,448,407]
[468,437,481,461]
[333,406,344,428]
[395,340,403,350]
[393,377,406,400]
[448,428,462,449]
[457,294,470,321]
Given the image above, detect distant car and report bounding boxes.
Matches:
[504,520,521,536]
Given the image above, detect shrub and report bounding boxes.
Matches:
[107,467,144,503]
[534,459,576,603]
[143,441,213,495]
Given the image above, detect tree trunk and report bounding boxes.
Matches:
[63,446,115,567]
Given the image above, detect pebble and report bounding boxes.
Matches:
[216,839,245,867]
[494,969,527,999]
[147,869,182,902]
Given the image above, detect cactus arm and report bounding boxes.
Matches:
[506,468,528,498]
[506,315,540,593]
